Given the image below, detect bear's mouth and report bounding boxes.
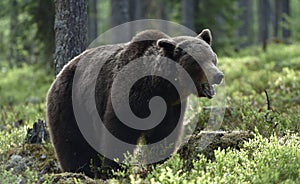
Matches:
[200,83,215,99]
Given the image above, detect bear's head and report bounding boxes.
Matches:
[157,29,223,98]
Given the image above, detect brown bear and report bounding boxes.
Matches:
[46,29,223,178]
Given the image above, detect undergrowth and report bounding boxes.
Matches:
[0,43,299,183]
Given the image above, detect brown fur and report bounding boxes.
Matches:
[46,29,223,179]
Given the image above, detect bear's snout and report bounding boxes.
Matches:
[212,72,224,85]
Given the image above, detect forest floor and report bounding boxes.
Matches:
[0,44,299,183]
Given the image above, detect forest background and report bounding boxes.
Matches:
[0,0,299,183]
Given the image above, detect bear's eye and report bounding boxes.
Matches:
[174,48,186,59]
[212,57,217,66]
[212,54,218,65]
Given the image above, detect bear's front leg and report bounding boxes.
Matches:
[100,97,142,173]
[143,103,185,163]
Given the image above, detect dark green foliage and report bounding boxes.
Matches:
[23,0,55,63]
[194,0,241,54]
[0,64,52,106]
[0,0,55,69]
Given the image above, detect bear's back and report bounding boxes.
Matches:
[120,30,170,61]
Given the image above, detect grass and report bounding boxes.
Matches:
[215,44,300,135]
[0,43,299,183]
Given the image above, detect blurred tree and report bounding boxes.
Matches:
[159,0,169,32]
[111,0,129,27]
[159,0,168,21]
[182,0,195,31]
[274,0,281,39]
[237,0,253,48]
[282,0,291,42]
[134,0,146,20]
[258,0,270,51]
[96,0,110,34]
[54,0,87,76]
[0,0,299,67]
[128,0,146,33]
[88,0,98,43]
[194,0,240,54]
[110,0,131,43]
[8,0,19,67]
[0,0,55,68]
[128,0,135,20]
[129,0,145,20]
[26,0,55,67]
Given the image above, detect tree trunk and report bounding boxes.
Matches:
[274,0,280,39]
[282,0,291,42]
[266,0,272,36]
[128,0,146,33]
[133,0,145,20]
[88,0,98,43]
[182,0,195,31]
[193,0,202,32]
[54,0,87,76]
[110,0,129,27]
[159,0,169,33]
[8,0,19,67]
[110,0,130,43]
[33,0,55,69]
[128,0,135,21]
[258,0,269,51]
[237,0,253,48]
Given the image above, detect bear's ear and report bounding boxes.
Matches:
[197,29,212,46]
[157,38,176,53]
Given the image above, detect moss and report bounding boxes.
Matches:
[41,172,107,184]
[5,143,60,175]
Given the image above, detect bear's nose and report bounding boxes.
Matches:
[213,73,224,84]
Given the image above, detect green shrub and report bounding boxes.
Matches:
[0,64,52,106]
[192,133,300,184]
[141,133,300,184]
